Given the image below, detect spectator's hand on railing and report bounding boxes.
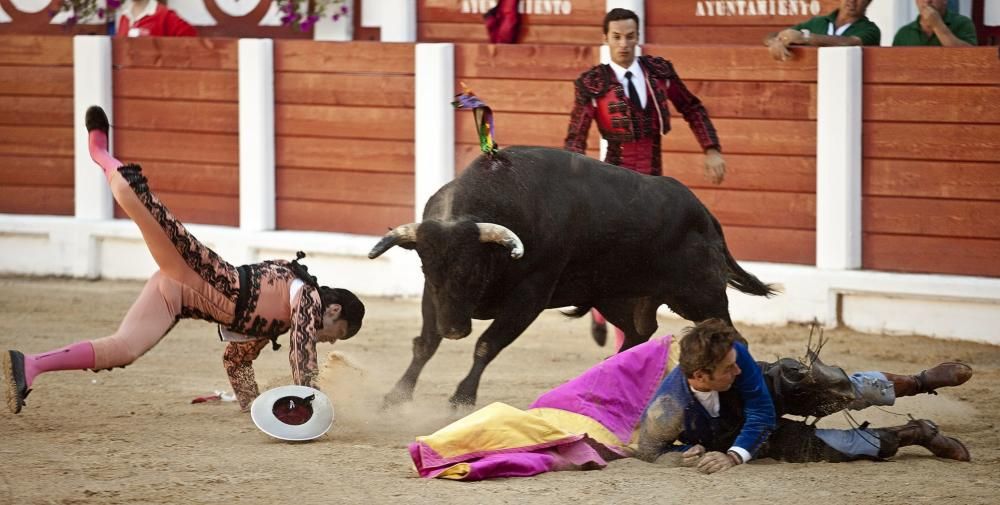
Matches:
[777,28,807,45]
[767,38,793,61]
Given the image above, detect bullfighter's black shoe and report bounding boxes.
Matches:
[85,105,110,134]
[3,350,30,414]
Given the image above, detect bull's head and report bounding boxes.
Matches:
[368,220,524,340]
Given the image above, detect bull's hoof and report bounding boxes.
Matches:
[448,393,476,410]
[381,388,413,410]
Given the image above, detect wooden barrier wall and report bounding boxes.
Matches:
[0,36,74,216]
[453,43,600,169]
[112,38,240,226]
[646,44,817,265]
[861,47,1000,278]
[646,0,838,45]
[455,43,818,265]
[418,0,603,44]
[418,1,834,46]
[273,41,415,235]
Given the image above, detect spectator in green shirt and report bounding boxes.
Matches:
[764,0,881,61]
[894,0,977,46]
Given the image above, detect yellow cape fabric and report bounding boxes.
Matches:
[418,338,680,480]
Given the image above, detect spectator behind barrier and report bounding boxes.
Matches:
[764,0,880,61]
[117,0,197,37]
[893,0,977,46]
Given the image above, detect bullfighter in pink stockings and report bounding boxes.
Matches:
[3,106,365,415]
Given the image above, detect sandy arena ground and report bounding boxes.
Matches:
[1,276,998,504]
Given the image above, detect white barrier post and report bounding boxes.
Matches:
[73,35,113,221]
[816,47,862,271]
[414,43,454,221]
[381,0,416,42]
[238,38,276,233]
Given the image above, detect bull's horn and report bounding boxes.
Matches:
[368,223,419,259]
[477,223,525,259]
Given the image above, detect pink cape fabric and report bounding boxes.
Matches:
[409,336,672,480]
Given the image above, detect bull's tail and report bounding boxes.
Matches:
[711,215,778,297]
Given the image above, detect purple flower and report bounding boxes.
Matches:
[66,15,77,26]
[332,13,339,21]
[340,5,348,14]
[97,7,105,17]
[107,0,121,8]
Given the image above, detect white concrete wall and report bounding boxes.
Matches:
[0,215,424,296]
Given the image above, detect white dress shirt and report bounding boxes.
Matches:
[608,59,647,109]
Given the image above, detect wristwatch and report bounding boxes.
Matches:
[800,29,811,43]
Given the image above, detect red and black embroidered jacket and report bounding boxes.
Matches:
[564,55,721,176]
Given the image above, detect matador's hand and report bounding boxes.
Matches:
[697,451,737,474]
[704,148,726,185]
[681,444,706,467]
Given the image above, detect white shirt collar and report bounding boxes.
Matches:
[607,59,647,109]
[828,21,852,36]
[121,0,159,24]
[690,385,720,418]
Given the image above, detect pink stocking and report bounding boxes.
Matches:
[88,126,123,179]
[23,341,96,387]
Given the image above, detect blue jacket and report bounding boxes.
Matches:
[636,343,776,460]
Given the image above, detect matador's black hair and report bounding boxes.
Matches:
[288,252,365,339]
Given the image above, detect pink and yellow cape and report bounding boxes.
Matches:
[409,336,679,480]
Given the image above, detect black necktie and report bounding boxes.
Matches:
[625,71,642,110]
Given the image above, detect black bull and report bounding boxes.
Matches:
[368,146,775,407]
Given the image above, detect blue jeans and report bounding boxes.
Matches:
[815,371,897,457]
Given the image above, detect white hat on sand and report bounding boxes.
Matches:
[250,385,334,441]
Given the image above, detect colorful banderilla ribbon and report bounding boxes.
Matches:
[452,83,498,155]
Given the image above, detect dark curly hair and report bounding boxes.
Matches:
[288,251,365,339]
[678,319,742,379]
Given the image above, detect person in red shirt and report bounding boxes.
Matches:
[117,0,197,37]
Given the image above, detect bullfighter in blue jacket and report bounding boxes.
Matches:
[635,320,972,473]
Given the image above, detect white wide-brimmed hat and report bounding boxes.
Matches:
[250,385,334,441]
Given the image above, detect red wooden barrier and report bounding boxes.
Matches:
[418,0,603,44]
[646,0,839,45]
[0,36,74,216]
[111,37,240,226]
[273,40,415,235]
[455,42,818,265]
[861,47,1000,277]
